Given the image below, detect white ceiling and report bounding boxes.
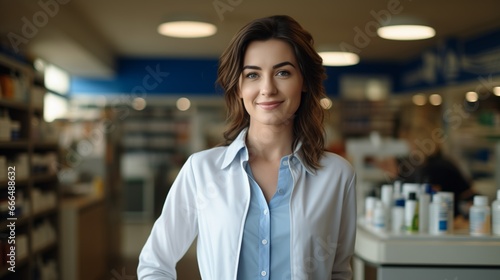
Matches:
[1,0,500,78]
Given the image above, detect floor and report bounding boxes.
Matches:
[120,221,201,279]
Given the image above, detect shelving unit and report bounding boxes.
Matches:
[0,53,60,280]
[121,105,192,153]
[52,105,122,279]
[119,99,225,220]
[121,104,192,221]
[445,91,500,201]
[339,99,400,138]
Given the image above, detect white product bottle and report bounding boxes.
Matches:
[392,181,403,206]
[419,187,431,234]
[470,195,491,236]
[391,198,405,234]
[492,190,500,236]
[437,191,454,233]
[429,194,448,235]
[392,180,402,200]
[402,183,420,200]
[381,184,393,227]
[373,201,386,231]
[365,196,377,225]
[405,192,419,233]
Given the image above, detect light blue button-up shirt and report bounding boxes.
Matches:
[237,150,293,279]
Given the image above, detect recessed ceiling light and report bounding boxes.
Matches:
[158,21,217,38]
[176,97,191,111]
[429,94,442,106]
[412,94,427,106]
[377,25,435,40]
[465,91,478,102]
[132,97,147,110]
[494,86,500,96]
[318,51,359,66]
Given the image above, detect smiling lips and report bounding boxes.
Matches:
[257,101,283,110]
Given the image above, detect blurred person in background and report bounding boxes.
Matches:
[377,121,477,220]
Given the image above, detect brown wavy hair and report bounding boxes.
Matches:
[216,15,327,170]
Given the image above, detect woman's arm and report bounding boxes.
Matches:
[137,156,199,279]
[331,173,357,280]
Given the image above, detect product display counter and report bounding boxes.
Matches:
[354,223,500,280]
[60,191,108,280]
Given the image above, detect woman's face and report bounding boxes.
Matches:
[239,39,304,128]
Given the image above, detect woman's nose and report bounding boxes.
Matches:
[260,76,277,95]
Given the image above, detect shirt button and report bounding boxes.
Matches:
[278,189,284,194]
[262,239,268,245]
[261,271,267,277]
[283,160,288,166]
[263,209,268,215]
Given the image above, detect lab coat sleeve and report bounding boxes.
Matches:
[331,173,357,280]
[137,155,199,279]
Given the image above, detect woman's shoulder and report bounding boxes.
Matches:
[190,145,228,162]
[320,151,355,174]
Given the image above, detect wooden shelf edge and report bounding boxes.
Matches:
[0,140,30,149]
[0,178,29,188]
[0,99,30,111]
[33,142,59,150]
[33,206,58,219]
[32,173,58,184]
[0,216,29,229]
[32,240,58,256]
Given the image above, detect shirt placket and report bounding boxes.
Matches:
[259,203,270,279]
[259,156,290,279]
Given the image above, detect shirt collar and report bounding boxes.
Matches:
[221,127,315,175]
[221,128,248,170]
[292,141,316,175]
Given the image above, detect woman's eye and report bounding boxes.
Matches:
[276,70,290,77]
[245,72,258,79]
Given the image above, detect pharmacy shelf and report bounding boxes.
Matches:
[0,140,30,149]
[339,100,399,138]
[0,53,61,279]
[0,99,29,111]
[0,177,29,188]
[0,215,29,229]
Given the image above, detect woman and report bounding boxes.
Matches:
[138,15,356,280]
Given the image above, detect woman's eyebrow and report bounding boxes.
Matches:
[273,61,295,69]
[242,65,261,70]
[242,61,295,70]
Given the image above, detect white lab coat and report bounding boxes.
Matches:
[138,129,357,280]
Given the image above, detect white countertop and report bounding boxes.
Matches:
[355,223,500,266]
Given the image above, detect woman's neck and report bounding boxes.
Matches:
[246,124,294,162]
